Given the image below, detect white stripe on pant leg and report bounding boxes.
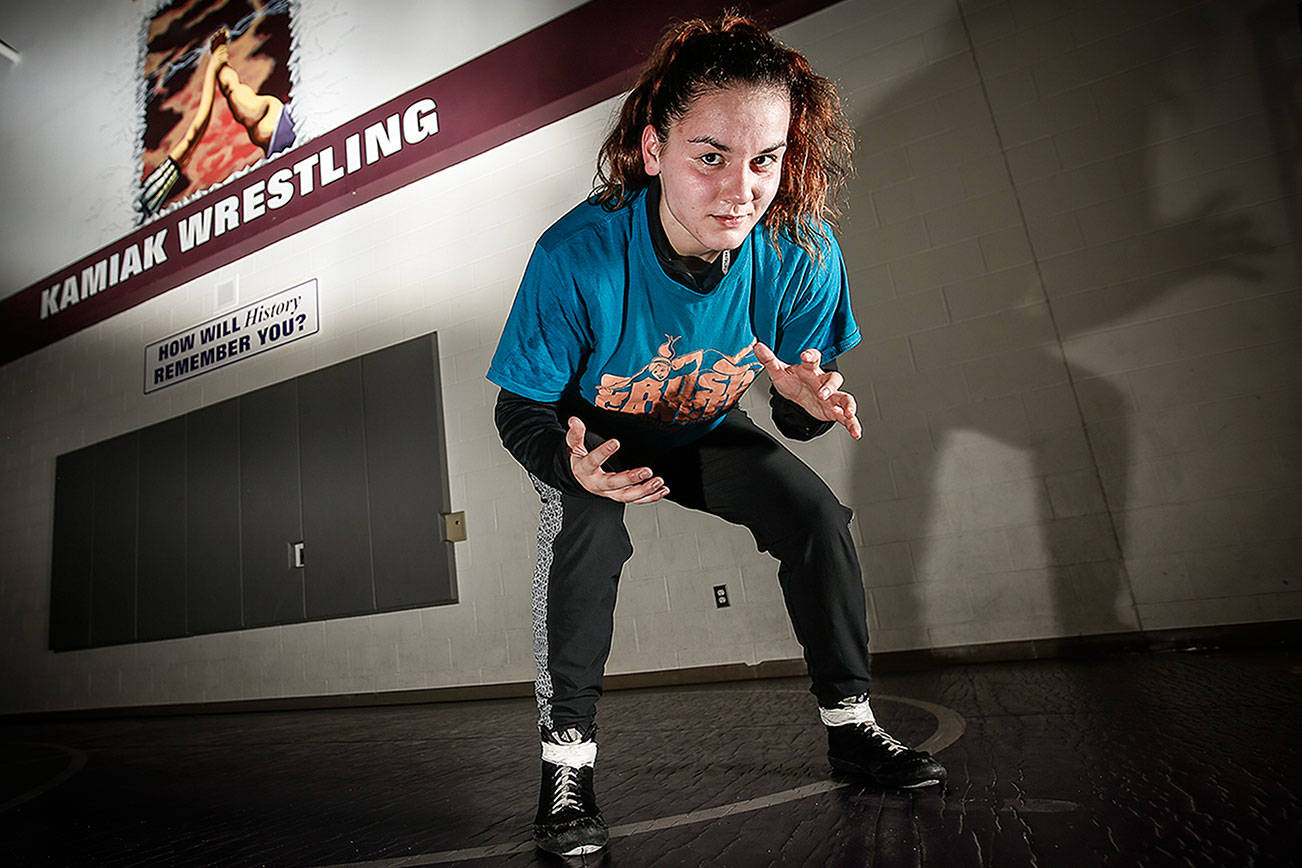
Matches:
[529,474,563,732]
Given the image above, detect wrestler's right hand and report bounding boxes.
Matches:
[566,417,669,504]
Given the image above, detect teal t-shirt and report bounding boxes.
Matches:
[487,190,860,447]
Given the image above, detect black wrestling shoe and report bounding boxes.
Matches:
[533,728,608,856]
[827,720,947,789]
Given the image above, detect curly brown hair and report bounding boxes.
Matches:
[591,12,854,259]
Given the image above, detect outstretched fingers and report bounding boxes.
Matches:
[753,341,787,378]
[817,370,844,399]
[629,480,671,504]
[595,464,669,503]
[829,392,862,439]
[566,417,669,503]
[565,416,590,457]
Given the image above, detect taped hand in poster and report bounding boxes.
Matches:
[139,26,296,217]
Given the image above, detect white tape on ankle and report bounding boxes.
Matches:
[541,739,597,768]
[820,699,876,727]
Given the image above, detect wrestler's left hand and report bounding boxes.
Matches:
[754,341,862,440]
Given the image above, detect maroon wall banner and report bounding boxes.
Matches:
[0,0,835,366]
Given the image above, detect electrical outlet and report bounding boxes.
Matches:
[713,585,730,608]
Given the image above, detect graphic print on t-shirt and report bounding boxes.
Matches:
[593,335,762,426]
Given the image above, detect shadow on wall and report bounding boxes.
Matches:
[1248,1,1302,275]
[833,0,1284,650]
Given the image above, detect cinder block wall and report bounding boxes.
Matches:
[791,0,1300,650]
[0,0,1297,714]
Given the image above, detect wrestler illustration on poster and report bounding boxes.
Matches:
[138,0,298,220]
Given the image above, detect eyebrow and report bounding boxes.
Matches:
[688,136,788,153]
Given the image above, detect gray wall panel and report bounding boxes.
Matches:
[363,334,456,609]
[298,359,375,619]
[187,399,243,634]
[137,417,188,641]
[240,379,305,627]
[50,448,96,650]
[50,331,458,649]
[90,433,139,646]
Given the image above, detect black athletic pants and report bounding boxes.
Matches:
[529,407,872,733]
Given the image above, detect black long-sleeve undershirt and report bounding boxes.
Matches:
[493,389,589,497]
[494,360,837,495]
[768,357,838,442]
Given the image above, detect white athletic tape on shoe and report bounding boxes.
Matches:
[541,739,597,768]
[819,700,876,727]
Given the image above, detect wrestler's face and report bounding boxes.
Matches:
[641,85,790,262]
[648,359,671,380]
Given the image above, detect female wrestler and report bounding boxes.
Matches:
[488,13,945,856]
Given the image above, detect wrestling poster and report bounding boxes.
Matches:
[137,0,299,222]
